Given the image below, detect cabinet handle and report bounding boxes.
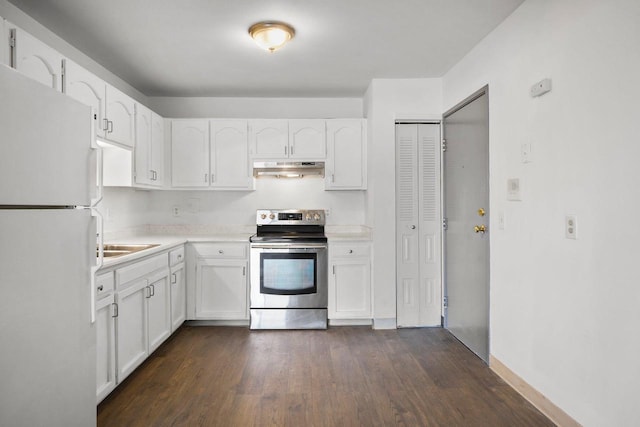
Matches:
[204,173,208,183]
[349,249,353,254]
[171,273,177,284]
[97,285,104,291]
[150,284,155,297]
[211,174,215,183]
[332,265,335,275]
[112,303,118,318]
[103,118,109,131]
[242,266,246,276]
[108,120,114,133]
[178,254,182,260]
[290,146,294,156]
[145,286,151,298]
[218,249,224,254]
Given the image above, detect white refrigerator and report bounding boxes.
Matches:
[0,65,97,426]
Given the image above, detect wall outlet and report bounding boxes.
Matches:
[172,206,180,217]
[565,215,577,239]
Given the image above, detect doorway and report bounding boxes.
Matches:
[443,88,490,362]
[395,122,442,327]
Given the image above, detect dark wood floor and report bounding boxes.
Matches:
[98,326,554,427]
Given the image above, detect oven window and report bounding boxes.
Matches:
[260,253,317,295]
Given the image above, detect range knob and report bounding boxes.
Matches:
[269,213,275,220]
[305,213,312,221]
[260,213,267,220]
[313,213,321,221]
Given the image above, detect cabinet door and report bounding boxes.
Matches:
[195,258,247,320]
[170,264,186,332]
[116,279,148,382]
[289,119,326,159]
[326,119,367,190]
[150,112,165,186]
[134,104,153,186]
[96,296,116,403]
[105,84,135,147]
[11,27,63,91]
[210,120,251,190]
[63,59,106,140]
[250,119,288,159]
[147,269,171,354]
[329,258,371,319]
[171,120,210,187]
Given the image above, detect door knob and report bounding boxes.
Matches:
[474,225,486,234]
[410,225,416,229]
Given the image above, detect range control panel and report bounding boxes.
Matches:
[256,209,326,226]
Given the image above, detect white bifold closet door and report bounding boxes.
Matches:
[396,123,442,327]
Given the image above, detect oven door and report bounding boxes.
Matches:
[250,243,328,309]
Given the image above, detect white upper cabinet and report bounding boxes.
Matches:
[171,120,210,187]
[250,119,326,160]
[10,27,63,91]
[288,119,326,159]
[105,84,135,147]
[325,119,367,190]
[210,120,252,190]
[250,119,289,159]
[63,59,106,140]
[135,105,164,187]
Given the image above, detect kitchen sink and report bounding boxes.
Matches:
[97,243,160,258]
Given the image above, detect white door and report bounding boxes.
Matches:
[146,269,171,353]
[171,120,210,187]
[96,295,116,403]
[134,104,153,185]
[289,119,326,159]
[170,264,186,332]
[210,120,251,189]
[444,90,490,362]
[150,112,165,186]
[0,17,7,66]
[104,84,135,147]
[250,119,289,158]
[0,209,96,427]
[116,279,149,381]
[63,59,107,140]
[326,119,366,189]
[11,27,63,91]
[0,65,93,205]
[396,123,442,327]
[195,258,247,319]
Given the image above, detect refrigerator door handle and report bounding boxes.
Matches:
[89,207,104,324]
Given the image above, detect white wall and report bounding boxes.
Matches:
[365,79,442,327]
[442,0,640,425]
[148,96,362,119]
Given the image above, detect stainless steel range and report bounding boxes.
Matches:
[250,209,328,330]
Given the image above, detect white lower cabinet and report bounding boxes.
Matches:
[111,252,172,385]
[187,243,249,321]
[169,247,186,331]
[328,242,372,320]
[95,272,116,404]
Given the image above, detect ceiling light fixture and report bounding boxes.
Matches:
[248,21,295,53]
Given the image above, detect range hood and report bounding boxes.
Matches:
[253,161,325,178]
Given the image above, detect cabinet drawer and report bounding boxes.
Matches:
[96,271,114,300]
[192,243,247,258]
[330,243,370,258]
[169,246,185,266]
[116,253,168,286]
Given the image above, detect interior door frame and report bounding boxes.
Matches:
[442,85,490,359]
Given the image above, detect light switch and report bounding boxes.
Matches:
[565,215,577,239]
[507,178,521,201]
[521,142,532,163]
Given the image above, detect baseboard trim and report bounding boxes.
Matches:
[329,319,373,326]
[372,318,397,329]
[490,355,581,427]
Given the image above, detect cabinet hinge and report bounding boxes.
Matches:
[443,296,448,308]
[442,139,447,152]
[443,217,448,231]
[9,29,16,48]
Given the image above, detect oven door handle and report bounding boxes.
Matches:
[251,243,328,250]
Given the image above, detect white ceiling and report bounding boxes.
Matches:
[8,0,524,97]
